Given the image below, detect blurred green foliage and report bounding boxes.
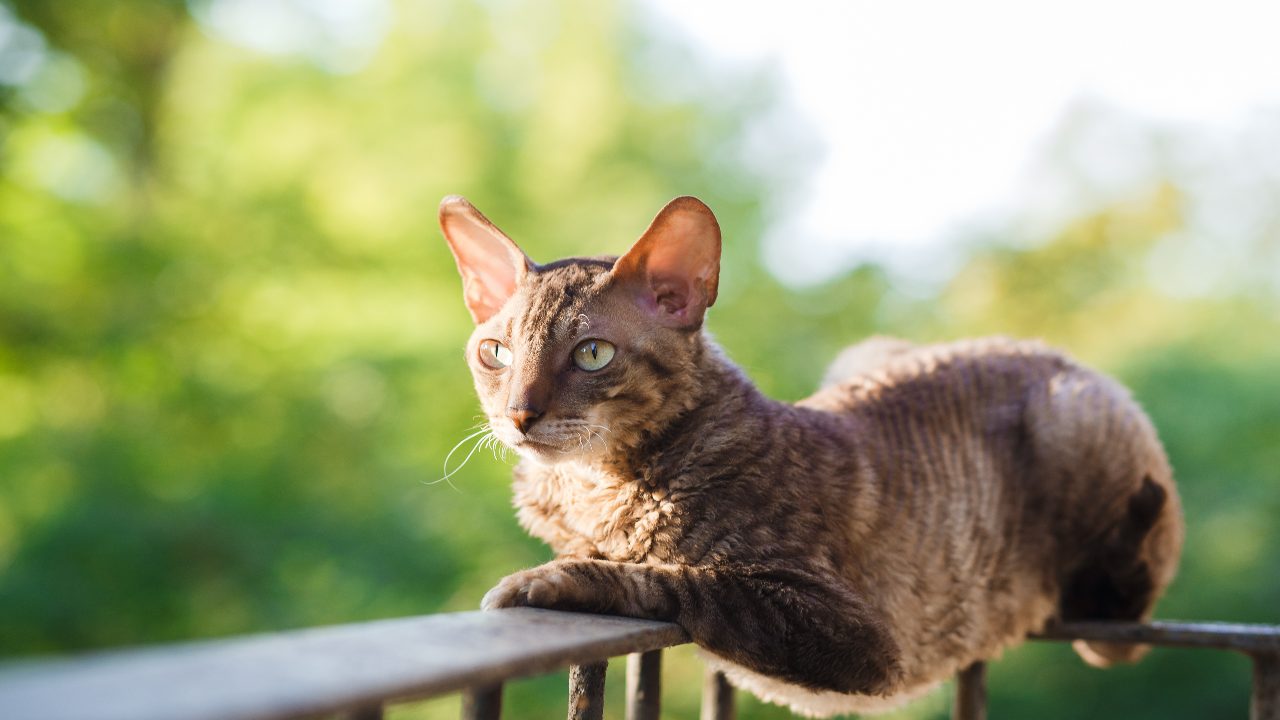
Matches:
[1,1,1277,719]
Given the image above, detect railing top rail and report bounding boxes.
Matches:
[0,608,688,720]
[2,612,1276,720]
[1033,619,1280,655]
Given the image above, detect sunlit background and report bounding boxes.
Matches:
[1,1,1277,718]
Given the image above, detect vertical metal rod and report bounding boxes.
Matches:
[568,661,608,720]
[343,705,384,720]
[626,650,662,720]
[953,661,987,720]
[700,668,735,720]
[1253,653,1280,720]
[462,683,503,720]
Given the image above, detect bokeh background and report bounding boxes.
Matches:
[1,1,1278,718]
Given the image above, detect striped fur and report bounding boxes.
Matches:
[446,200,1183,717]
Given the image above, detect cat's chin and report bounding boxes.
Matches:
[511,439,559,462]
[511,439,588,465]
[492,424,609,465]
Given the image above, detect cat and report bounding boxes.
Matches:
[439,194,1183,717]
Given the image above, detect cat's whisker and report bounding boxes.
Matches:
[439,428,488,470]
[485,433,507,463]
[428,427,494,491]
[462,427,517,464]
[584,427,606,451]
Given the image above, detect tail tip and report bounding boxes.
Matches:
[1073,639,1151,668]
[1127,475,1167,533]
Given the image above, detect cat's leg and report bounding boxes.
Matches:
[482,559,904,695]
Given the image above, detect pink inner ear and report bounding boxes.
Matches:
[651,277,691,315]
[645,242,715,318]
[440,198,532,324]
[613,197,721,328]
[460,242,520,310]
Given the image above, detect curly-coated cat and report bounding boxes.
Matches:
[440,195,1182,717]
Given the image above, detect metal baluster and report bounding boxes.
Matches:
[462,683,503,720]
[953,661,987,720]
[1254,653,1280,720]
[626,650,662,720]
[700,668,735,720]
[568,662,608,720]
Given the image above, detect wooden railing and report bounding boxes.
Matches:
[0,608,1277,719]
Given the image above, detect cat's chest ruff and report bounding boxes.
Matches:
[514,462,677,563]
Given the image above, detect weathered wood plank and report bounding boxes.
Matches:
[953,661,986,720]
[568,661,607,720]
[461,683,502,720]
[2,612,1277,720]
[1033,620,1280,654]
[626,650,662,720]
[0,608,687,720]
[700,668,734,720]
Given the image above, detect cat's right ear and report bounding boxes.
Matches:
[611,196,721,330]
[439,196,535,324]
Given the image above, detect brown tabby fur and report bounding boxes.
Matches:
[440,195,1183,717]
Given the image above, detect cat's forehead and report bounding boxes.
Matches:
[510,257,617,338]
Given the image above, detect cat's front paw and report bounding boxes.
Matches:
[480,564,577,611]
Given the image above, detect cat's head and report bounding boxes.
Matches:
[440,196,721,464]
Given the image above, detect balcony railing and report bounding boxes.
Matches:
[0,608,1277,720]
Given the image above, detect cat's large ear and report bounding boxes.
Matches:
[611,196,721,329]
[439,196,535,324]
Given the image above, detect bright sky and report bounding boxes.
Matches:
[644,0,1280,284]
[157,0,1280,290]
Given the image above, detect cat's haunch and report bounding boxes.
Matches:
[440,196,1182,717]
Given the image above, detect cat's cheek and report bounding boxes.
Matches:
[490,423,521,448]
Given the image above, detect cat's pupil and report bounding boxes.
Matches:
[571,339,614,371]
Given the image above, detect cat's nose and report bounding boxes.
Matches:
[506,407,542,434]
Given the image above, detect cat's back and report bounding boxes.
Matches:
[804,336,1167,481]
[801,335,1171,518]
[802,335,1075,421]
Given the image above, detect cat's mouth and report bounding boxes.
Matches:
[514,437,557,452]
[492,418,610,462]
[507,435,573,463]
[489,422,565,458]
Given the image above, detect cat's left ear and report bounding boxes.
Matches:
[439,196,535,324]
[612,196,721,330]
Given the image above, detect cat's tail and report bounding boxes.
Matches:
[819,336,916,388]
[1065,475,1175,668]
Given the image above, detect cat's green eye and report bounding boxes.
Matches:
[573,339,615,371]
[478,339,512,369]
